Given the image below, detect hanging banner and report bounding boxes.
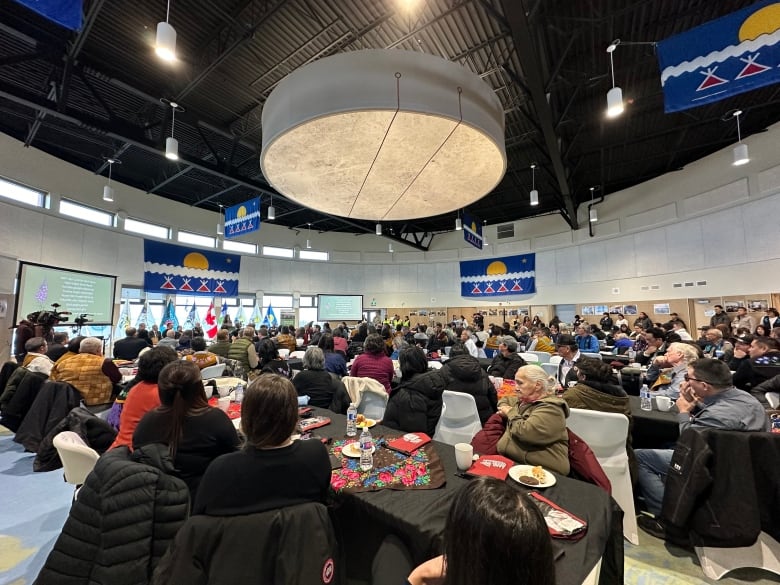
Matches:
[657,0,780,113]
[14,0,83,30]
[144,240,240,297]
[462,212,483,250]
[460,254,536,298]
[224,197,261,238]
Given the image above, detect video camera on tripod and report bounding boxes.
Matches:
[27,303,71,340]
[75,313,92,326]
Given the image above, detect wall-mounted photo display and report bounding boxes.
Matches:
[609,305,624,314]
[653,303,671,315]
[724,300,745,313]
[623,304,638,315]
[581,305,595,315]
[748,299,768,312]
[593,305,608,315]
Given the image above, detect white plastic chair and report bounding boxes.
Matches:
[277,348,290,359]
[695,532,780,580]
[528,351,551,363]
[433,390,483,446]
[581,352,603,361]
[200,363,226,379]
[357,390,389,421]
[566,408,638,545]
[427,361,443,370]
[289,350,306,360]
[766,392,779,409]
[541,363,558,377]
[53,431,99,490]
[549,355,563,365]
[518,352,540,363]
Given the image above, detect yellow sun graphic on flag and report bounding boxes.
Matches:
[486,261,507,275]
[470,221,478,232]
[237,206,247,217]
[739,4,780,42]
[183,252,209,269]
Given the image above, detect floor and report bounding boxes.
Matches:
[1,425,778,585]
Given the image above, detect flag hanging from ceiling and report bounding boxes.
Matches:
[657,0,780,113]
[160,299,179,330]
[14,0,83,30]
[144,240,240,297]
[460,253,536,298]
[205,301,218,338]
[462,212,483,250]
[225,198,261,238]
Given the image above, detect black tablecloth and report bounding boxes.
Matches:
[629,395,680,449]
[311,408,623,585]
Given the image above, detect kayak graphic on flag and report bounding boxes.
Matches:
[224,197,261,238]
[143,240,240,297]
[657,0,780,112]
[205,301,218,338]
[460,254,536,298]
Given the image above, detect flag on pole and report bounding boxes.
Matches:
[234,303,246,327]
[184,301,198,330]
[205,301,218,338]
[135,301,152,329]
[262,304,278,328]
[217,301,229,327]
[160,299,179,330]
[248,303,262,328]
[115,300,131,339]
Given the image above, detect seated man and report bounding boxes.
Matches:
[732,336,780,391]
[183,336,219,370]
[50,337,122,405]
[22,337,55,376]
[113,327,150,360]
[157,329,179,349]
[487,336,526,380]
[574,326,600,353]
[701,328,734,362]
[635,358,768,536]
[209,329,232,357]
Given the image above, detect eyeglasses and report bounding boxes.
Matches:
[683,374,705,383]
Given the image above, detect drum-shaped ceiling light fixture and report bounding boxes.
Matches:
[260,50,506,221]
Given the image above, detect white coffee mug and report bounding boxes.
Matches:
[217,396,231,412]
[655,395,672,412]
[454,443,474,472]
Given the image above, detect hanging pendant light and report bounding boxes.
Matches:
[455,211,462,231]
[589,187,598,222]
[606,40,624,118]
[217,204,224,235]
[306,223,312,249]
[376,223,382,235]
[731,110,749,166]
[267,196,276,220]
[529,163,539,206]
[388,242,394,253]
[102,158,118,202]
[162,99,184,160]
[155,0,177,62]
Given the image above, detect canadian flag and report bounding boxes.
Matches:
[205,301,218,338]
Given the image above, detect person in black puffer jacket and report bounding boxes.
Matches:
[439,342,497,424]
[383,347,446,437]
[487,336,527,380]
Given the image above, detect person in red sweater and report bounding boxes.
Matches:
[109,346,178,449]
[349,333,395,392]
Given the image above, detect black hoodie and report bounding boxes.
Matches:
[439,354,498,424]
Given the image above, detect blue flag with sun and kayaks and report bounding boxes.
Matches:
[657,0,780,113]
[143,240,240,297]
[462,212,483,250]
[460,254,536,298]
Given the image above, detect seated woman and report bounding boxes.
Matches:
[108,346,178,444]
[383,347,445,436]
[349,333,395,392]
[389,336,409,359]
[406,477,554,585]
[193,374,331,515]
[612,332,635,354]
[292,346,346,409]
[317,333,348,377]
[133,360,240,501]
[256,338,292,379]
[496,364,570,475]
[438,342,496,424]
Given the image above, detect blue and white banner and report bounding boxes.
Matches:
[657,0,780,113]
[14,0,83,30]
[462,212,483,250]
[143,240,241,297]
[460,254,536,298]
[225,198,261,238]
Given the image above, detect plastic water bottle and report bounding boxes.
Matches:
[346,403,358,437]
[234,383,244,404]
[359,426,373,471]
[627,348,637,361]
[640,384,652,411]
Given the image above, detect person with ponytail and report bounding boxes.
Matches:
[133,360,240,500]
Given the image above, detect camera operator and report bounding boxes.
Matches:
[12,318,35,362]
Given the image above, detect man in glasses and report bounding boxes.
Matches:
[635,358,768,538]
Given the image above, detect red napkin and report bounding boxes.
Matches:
[466,455,514,480]
[298,416,331,433]
[386,433,432,455]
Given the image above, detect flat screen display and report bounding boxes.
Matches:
[14,261,117,326]
[317,294,363,322]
